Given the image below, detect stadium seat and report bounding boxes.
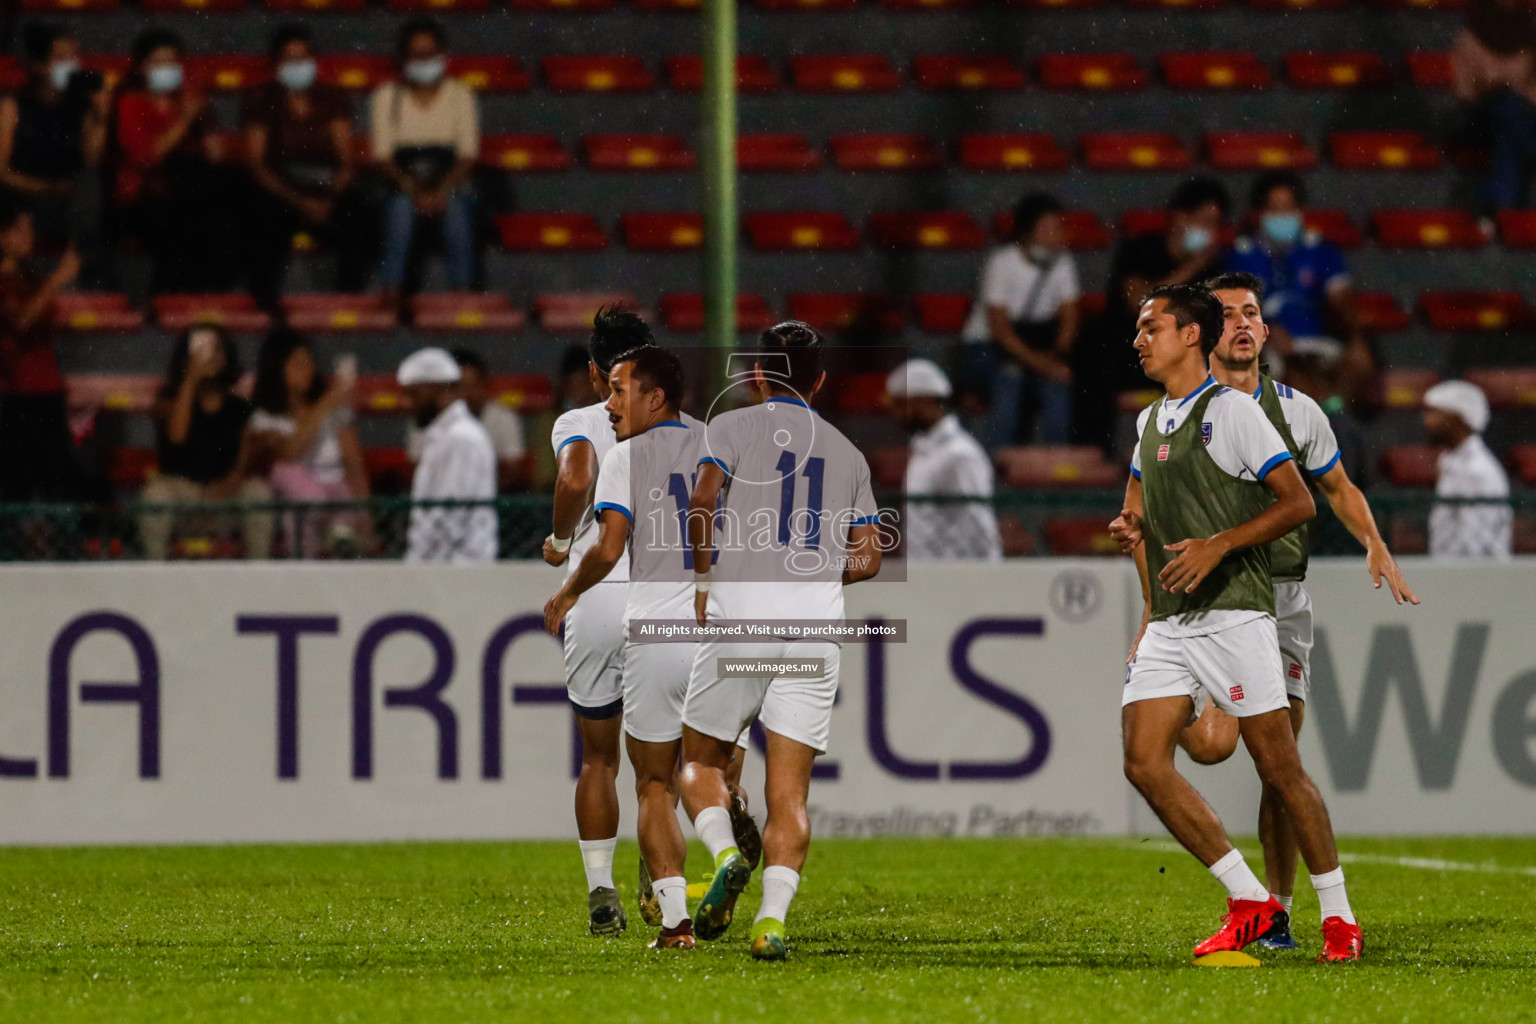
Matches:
[510,0,612,8]
[620,212,704,251]
[867,211,987,250]
[488,373,554,413]
[914,293,972,334]
[448,56,531,93]
[635,0,701,8]
[65,373,161,415]
[1375,368,1437,410]
[789,55,901,93]
[1247,0,1348,9]
[881,0,979,8]
[1080,292,1107,319]
[1511,444,1536,487]
[534,293,643,333]
[584,134,696,171]
[1004,0,1104,8]
[755,0,858,9]
[743,212,860,251]
[155,294,272,333]
[187,55,268,91]
[868,447,908,489]
[408,293,526,332]
[479,134,572,172]
[737,134,820,172]
[993,209,1111,249]
[959,133,1072,172]
[659,293,776,333]
[1464,368,1536,410]
[1302,208,1364,248]
[53,293,145,332]
[1043,518,1120,556]
[497,213,609,251]
[1204,131,1316,171]
[830,134,944,172]
[1080,133,1191,171]
[1372,210,1485,248]
[834,372,891,415]
[318,55,394,91]
[994,447,1123,488]
[19,0,119,9]
[1159,52,1270,90]
[1285,52,1392,89]
[141,0,243,10]
[665,55,780,93]
[107,447,158,492]
[1126,0,1224,8]
[386,0,488,10]
[362,447,412,493]
[1356,291,1411,332]
[1329,131,1442,170]
[1374,0,1465,9]
[280,294,397,333]
[1407,51,1452,90]
[1417,291,1533,331]
[1036,54,1147,91]
[0,60,22,91]
[354,376,408,415]
[542,56,655,93]
[80,55,132,91]
[913,54,1027,91]
[786,294,904,334]
[265,0,368,11]
[1496,211,1536,248]
[1380,445,1439,487]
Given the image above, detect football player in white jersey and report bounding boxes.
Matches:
[1177,273,1418,948]
[679,322,885,960]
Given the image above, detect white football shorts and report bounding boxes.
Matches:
[563,581,626,718]
[1274,581,1313,704]
[684,640,841,755]
[620,640,698,743]
[1124,613,1289,719]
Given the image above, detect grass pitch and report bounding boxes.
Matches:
[1,836,1533,1023]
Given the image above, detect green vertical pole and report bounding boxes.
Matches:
[700,0,737,400]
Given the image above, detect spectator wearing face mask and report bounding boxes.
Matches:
[956,191,1080,446]
[370,18,480,297]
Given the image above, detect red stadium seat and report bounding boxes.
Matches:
[448,56,531,93]
[1463,368,1536,410]
[1376,368,1438,410]
[489,374,554,414]
[1037,54,1147,91]
[1204,131,1316,171]
[53,293,145,332]
[65,374,161,415]
[830,134,944,172]
[868,447,908,489]
[584,134,696,171]
[318,55,394,91]
[659,293,776,333]
[0,60,23,91]
[80,55,132,91]
[1373,209,1486,248]
[20,0,119,10]
[1373,0,1466,8]
[534,293,643,332]
[738,134,820,172]
[542,56,655,93]
[1355,291,1411,332]
[786,294,904,334]
[755,0,859,9]
[386,0,488,10]
[789,55,901,92]
[635,0,702,9]
[665,55,780,93]
[1044,517,1121,556]
[479,134,572,172]
[1418,291,1533,331]
[142,0,243,10]
[497,214,609,251]
[510,0,613,8]
[1496,211,1536,248]
[834,372,891,415]
[993,209,1111,249]
[1159,52,1270,90]
[744,212,860,251]
[914,293,972,334]
[108,447,159,492]
[187,55,268,90]
[354,376,406,415]
[960,133,1071,172]
[1514,447,1536,489]
[1005,0,1104,8]
[281,294,397,333]
[1329,131,1441,170]
[995,446,1123,488]
[1080,133,1191,171]
[362,447,412,493]
[1381,445,1439,487]
[1407,51,1452,89]
[881,0,979,8]
[265,0,369,11]
[913,54,1027,91]
[620,212,704,250]
[868,211,987,250]
[409,293,526,332]
[1127,0,1223,7]
[1247,0,1347,9]
[155,293,272,333]
[1302,208,1364,248]
[1285,51,1392,89]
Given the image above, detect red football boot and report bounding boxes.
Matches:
[1192,896,1285,956]
[648,919,696,950]
[1317,917,1363,962]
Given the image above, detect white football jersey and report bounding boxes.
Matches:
[551,401,628,582]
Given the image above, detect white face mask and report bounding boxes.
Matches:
[403,56,446,86]
[49,59,80,91]
[146,63,183,94]
[276,58,317,92]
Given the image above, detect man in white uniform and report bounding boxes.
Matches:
[407,348,526,489]
[398,348,496,563]
[1424,380,1512,559]
[885,359,1001,560]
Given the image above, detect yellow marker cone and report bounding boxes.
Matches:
[1194,950,1262,968]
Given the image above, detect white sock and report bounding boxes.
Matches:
[1274,893,1294,916]
[654,875,688,929]
[1310,867,1356,925]
[578,837,617,892]
[693,806,738,862]
[1209,849,1269,902]
[755,865,800,925]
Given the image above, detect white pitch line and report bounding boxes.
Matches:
[1125,840,1536,877]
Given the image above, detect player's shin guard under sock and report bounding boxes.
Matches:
[694,806,740,866]
[578,837,618,892]
[1310,867,1356,925]
[1209,849,1269,903]
[654,875,689,929]
[755,865,800,925]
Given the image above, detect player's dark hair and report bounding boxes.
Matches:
[756,320,823,397]
[269,23,313,62]
[131,27,183,69]
[1009,191,1064,242]
[397,17,446,59]
[1143,283,1225,358]
[1167,176,1231,219]
[22,23,68,66]
[449,346,488,377]
[589,306,654,373]
[611,345,685,411]
[1249,169,1307,210]
[1203,272,1266,302]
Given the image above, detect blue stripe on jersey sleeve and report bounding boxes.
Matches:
[698,456,729,473]
[593,501,633,521]
[556,434,591,453]
[1129,460,1141,481]
[1257,451,1294,481]
[850,515,881,526]
[1310,450,1341,477]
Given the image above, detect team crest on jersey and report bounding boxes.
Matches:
[1201,422,1213,446]
[1157,444,1170,461]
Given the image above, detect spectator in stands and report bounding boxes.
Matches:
[371,18,480,298]
[247,328,370,556]
[243,24,371,310]
[1226,171,1373,394]
[957,192,1080,447]
[113,27,244,293]
[407,347,526,491]
[555,345,595,413]
[1072,177,1230,454]
[886,358,1001,561]
[1451,0,1536,214]
[1423,380,1512,559]
[142,324,273,560]
[398,347,496,563]
[0,25,109,277]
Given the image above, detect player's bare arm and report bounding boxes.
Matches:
[1160,460,1314,594]
[687,461,727,625]
[1314,463,1420,606]
[544,508,629,635]
[1113,475,1152,663]
[841,521,883,585]
[544,439,597,567]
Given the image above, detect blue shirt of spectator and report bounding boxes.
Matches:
[1225,230,1348,341]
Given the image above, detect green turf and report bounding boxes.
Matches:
[1,836,1534,1023]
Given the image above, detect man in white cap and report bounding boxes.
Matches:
[885,358,1001,560]
[1424,380,1510,559]
[398,347,497,563]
